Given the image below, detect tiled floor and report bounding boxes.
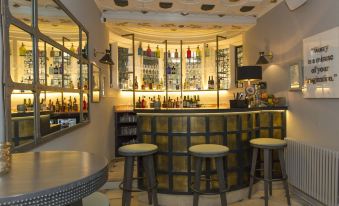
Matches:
[103,160,306,206]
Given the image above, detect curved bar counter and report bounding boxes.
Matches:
[136,107,287,195]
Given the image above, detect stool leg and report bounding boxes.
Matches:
[264,149,270,206]
[143,155,159,206]
[193,157,202,206]
[248,148,258,199]
[278,149,291,206]
[122,156,134,206]
[216,157,227,206]
[269,150,273,196]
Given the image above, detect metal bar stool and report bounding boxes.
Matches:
[248,138,291,206]
[189,144,229,206]
[118,143,159,206]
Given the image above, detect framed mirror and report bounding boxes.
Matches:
[289,61,303,91]
[91,63,101,103]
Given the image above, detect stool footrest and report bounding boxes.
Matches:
[250,174,288,182]
[119,177,158,193]
[190,178,230,195]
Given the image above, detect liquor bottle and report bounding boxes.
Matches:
[204,44,210,57]
[51,101,55,112]
[48,99,52,111]
[179,96,183,108]
[141,96,145,108]
[49,64,54,74]
[70,43,76,53]
[167,50,171,58]
[159,78,164,90]
[141,81,146,90]
[162,96,167,108]
[62,98,66,112]
[175,49,179,58]
[197,95,200,107]
[146,45,152,57]
[69,80,74,89]
[50,47,55,57]
[77,78,81,89]
[73,97,78,111]
[83,96,87,111]
[156,45,160,58]
[211,76,215,90]
[68,96,72,112]
[176,79,179,90]
[55,98,60,112]
[19,43,27,56]
[54,65,59,74]
[138,43,143,56]
[183,96,187,108]
[149,81,153,90]
[59,64,63,74]
[187,47,191,59]
[136,97,141,108]
[208,76,211,89]
[41,99,47,111]
[196,46,201,58]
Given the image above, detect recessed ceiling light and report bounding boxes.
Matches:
[240,6,255,12]
[201,4,215,11]
[181,12,189,16]
[141,10,148,14]
[13,3,20,8]
[218,14,225,17]
[114,0,128,7]
[159,2,173,9]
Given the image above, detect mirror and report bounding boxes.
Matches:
[38,0,79,53]
[91,63,101,103]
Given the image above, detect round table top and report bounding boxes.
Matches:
[0,151,108,206]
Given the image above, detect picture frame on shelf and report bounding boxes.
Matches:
[289,61,303,91]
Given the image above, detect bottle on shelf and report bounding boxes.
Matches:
[73,97,78,111]
[83,96,87,111]
[50,47,55,57]
[204,44,210,57]
[187,47,191,59]
[138,43,143,56]
[196,46,201,58]
[146,45,152,57]
[70,44,76,53]
[167,50,171,58]
[211,76,215,90]
[136,97,142,108]
[62,98,66,112]
[175,49,179,58]
[156,45,160,58]
[55,98,60,112]
[208,76,211,89]
[134,76,138,90]
[49,64,54,74]
[19,43,27,56]
[84,78,88,90]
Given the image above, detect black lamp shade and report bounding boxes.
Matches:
[256,52,269,65]
[99,50,114,65]
[237,66,262,81]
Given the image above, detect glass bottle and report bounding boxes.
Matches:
[204,44,210,57]
[19,43,27,56]
[167,50,171,58]
[138,43,143,56]
[70,43,76,53]
[156,45,160,58]
[146,45,152,57]
[50,47,55,57]
[187,47,191,59]
[196,46,201,58]
[175,49,179,58]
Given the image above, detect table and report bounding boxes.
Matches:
[0,151,108,206]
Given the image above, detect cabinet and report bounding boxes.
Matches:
[115,111,138,157]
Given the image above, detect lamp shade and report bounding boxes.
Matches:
[236,66,262,81]
[99,50,114,65]
[256,52,269,65]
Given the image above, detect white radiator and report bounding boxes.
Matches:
[285,138,339,206]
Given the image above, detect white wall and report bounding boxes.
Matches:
[33,0,116,160]
[244,0,339,150]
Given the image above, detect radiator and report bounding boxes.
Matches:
[285,138,339,206]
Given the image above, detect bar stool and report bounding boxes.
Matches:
[248,138,291,206]
[189,144,229,206]
[118,143,159,206]
[83,192,110,206]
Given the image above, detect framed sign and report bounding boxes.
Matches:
[303,27,339,98]
[289,62,303,90]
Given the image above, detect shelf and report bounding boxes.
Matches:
[118,121,137,125]
[121,89,229,92]
[118,134,137,138]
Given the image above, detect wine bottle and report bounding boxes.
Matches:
[138,43,143,56]
[146,45,152,57]
[175,49,179,58]
[204,44,210,57]
[156,45,160,58]
[196,46,201,58]
[187,47,191,59]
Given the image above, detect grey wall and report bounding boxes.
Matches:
[33,0,116,160]
[244,0,339,150]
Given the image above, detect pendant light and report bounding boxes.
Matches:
[99,49,114,65]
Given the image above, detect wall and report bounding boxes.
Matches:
[244,0,339,150]
[33,0,116,160]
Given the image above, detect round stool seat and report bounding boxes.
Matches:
[119,143,158,156]
[189,144,229,157]
[250,138,287,149]
[83,192,109,206]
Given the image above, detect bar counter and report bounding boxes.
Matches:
[136,107,287,194]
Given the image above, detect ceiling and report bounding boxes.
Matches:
[95,0,283,43]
